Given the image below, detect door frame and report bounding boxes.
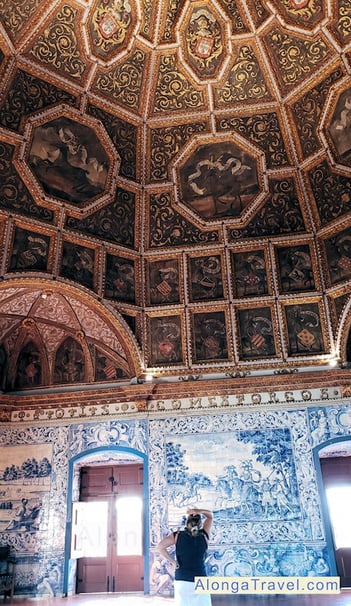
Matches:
[313,436,351,579]
[63,446,149,595]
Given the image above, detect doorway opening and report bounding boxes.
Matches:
[318,440,351,587]
[65,448,148,596]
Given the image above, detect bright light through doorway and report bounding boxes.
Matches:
[116,496,143,556]
[71,501,108,558]
[326,486,351,549]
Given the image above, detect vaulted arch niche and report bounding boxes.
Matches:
[0,280,141,392]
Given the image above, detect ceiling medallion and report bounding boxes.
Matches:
[324,85,351,169]
[174,136,264,223]
[178,2,229,81]
[16,105,120,212]
[87,0,137,61]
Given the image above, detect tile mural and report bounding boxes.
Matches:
[0,444,52,534]
[0,403,350,597]
[148,405,350,593]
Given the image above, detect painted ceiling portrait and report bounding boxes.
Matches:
[0,0,351,391]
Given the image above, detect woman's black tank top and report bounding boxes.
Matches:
[174,529,208,582]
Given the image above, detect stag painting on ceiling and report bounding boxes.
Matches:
[9,228,50,272]
[285,303,325,355]
[192,311,228,361]
[232,250,268,298]
[60,241,95,290]
[104,254,135,303]
[237,308,276,359]
[276,244,315,293]
[324,227,351,285]
[189,254,223,301]
[149,316,183,366]
[148,259,180,305]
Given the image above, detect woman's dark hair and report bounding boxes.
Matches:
[186,513,202,536]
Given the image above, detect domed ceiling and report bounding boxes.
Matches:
[1,0,351,391]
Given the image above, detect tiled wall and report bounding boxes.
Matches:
[0,401,350,597]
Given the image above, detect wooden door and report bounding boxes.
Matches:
[75,464,144,593]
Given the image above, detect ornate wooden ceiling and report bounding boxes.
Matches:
[0,0,351,391]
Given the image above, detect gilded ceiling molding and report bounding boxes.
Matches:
[148,120,209,183]
[288,65,345,160]
[269,0,325,29]
[0,67,78,134]
[228,176,307,240]
[160,0,184,43]
[216,110,290,169]
[245,0,270,26]
[214,43,273,106]
[219,0,249,34]
[64,188,136,247]
[87,103,139,181]
[262,25,332,96]
[92,47,149,113]
[0,0,351,386]
[327,0,351,46]
[26,3,90,82]
[0,0,43,44]
[152,53,205,114]
[308,162,351,228]
[147,191,220,248]
[0,141,55,223]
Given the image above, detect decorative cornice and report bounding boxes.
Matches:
[1,368,350,423]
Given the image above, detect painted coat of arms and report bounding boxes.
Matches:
[279,0,322,21]
[186,7,223,77]
[92,0,132,50]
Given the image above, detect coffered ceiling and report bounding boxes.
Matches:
[1,0,351,392]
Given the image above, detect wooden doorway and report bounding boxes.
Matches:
[72,463,144,593]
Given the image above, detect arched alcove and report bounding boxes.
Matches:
[0,279,143,391]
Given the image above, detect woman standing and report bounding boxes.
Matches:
[157,507,213,605]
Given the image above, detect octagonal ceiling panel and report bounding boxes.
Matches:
[15,106,120,213]
[326,86,351,168]
[175,138,262,222]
